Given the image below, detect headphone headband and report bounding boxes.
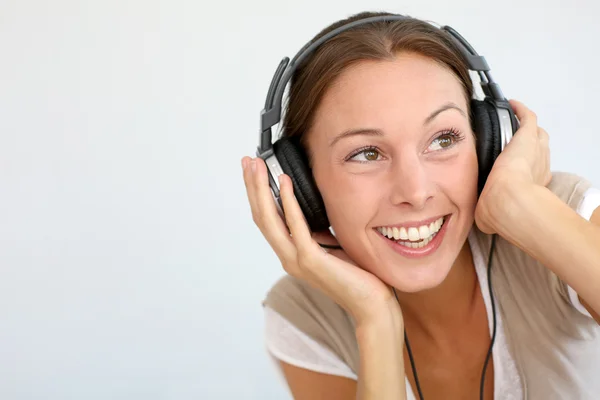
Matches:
[258,14,508,155]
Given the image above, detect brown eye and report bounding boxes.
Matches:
[348,147,382,162]
[364,149,380,161]
[428,130,463,152]
[437,134,454,148]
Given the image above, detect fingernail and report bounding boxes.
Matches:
[250,159,256,173]
[241,157,249,170]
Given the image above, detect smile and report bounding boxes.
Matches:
[376,216,447,249]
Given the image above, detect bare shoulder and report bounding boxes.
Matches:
[580,205,600,324]
[279,360,357,400]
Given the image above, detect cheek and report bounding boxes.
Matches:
[314,168,382,236]
[321,178,378,225]
[436,146,479,207]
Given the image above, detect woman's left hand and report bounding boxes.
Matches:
[475,99,552,234]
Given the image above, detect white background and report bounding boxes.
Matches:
[1,0,598,399]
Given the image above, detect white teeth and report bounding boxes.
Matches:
[396,233,436,249]
[399,227,408,240]
[408,227,419,241]
[378,216,446,245]
[418,225,430,240]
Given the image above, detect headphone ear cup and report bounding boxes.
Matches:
[471,99,502,195]
[273,137,330,231]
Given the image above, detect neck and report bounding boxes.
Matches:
[395,240,480,344]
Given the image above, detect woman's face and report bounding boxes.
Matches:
[306,52,479,293]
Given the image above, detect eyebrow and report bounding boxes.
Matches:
[424,102,466,125]
[329,102,467,147]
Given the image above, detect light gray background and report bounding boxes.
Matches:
[0,0,598,399]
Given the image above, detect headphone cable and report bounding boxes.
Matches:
[396,290,425,400]
[480,233,497,399]
[394,234,498,400]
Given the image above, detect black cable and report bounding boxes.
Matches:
[405,331,425,400]
[392,234,498,400]
[395,288,426,400]
[480,234,498,400]
[317,243,343,250]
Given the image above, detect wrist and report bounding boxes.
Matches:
[489,178,542,242]
[355,299,407,400]
[355,308,405,369]
[484,174,536,231]
[355,299,404,336]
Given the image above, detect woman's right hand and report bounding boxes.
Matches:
[242,156,402,326]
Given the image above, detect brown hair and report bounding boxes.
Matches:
[281,11,474,154]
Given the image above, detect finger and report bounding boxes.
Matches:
[539,127,551,165]
[535,128,552,185]
[241,156,251,170]
[243,157,295,262]
[278,173,319,254]
[242,157,259,219]
[251,157,297,260]
[509,99,537,131]
[538,127,550,143]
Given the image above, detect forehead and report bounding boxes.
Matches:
[310,52,467,134]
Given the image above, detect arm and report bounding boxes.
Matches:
[473,100,600,324]
[356,306,407,400]
[278,304,407,400]
[279,362,357,400]
[490,180,600,324]
[583,206,600,322]
[244,158,408,398]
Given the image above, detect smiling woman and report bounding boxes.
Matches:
[241,11,600,400]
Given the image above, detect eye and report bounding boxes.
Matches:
[347,147,382,162]
[428,129,464,152]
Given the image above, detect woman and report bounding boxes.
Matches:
[242,11,600,400]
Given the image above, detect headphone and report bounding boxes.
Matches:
[256,14,519,233]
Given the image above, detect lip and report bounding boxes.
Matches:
[378,214,451,259]
[376,214,448,229]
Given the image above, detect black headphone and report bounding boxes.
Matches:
[256,14,519,233]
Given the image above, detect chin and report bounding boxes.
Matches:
[382,261,454,293]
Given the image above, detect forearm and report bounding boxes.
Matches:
[355,305,407,400]
[492,181,600,318]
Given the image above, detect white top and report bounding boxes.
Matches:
[264,187,600,399]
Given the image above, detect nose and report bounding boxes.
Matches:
[388,155,434,210]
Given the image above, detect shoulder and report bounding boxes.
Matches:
[263,306,358,380]
[263,274,341,316]
[263,275,360,372]
[263,274,353,333]
[546,170,600,222]
[546,170,593,206]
